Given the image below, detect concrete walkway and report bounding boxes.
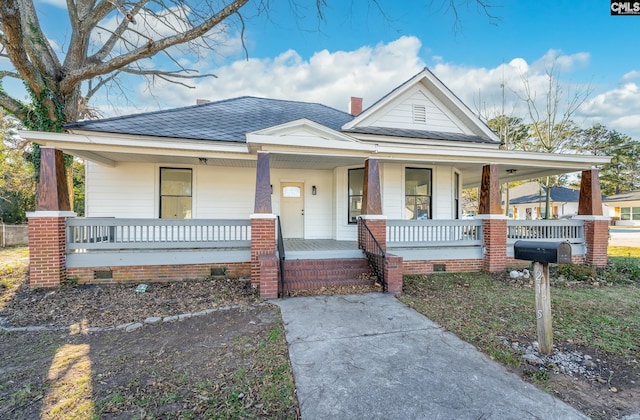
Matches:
[275,293,586,420]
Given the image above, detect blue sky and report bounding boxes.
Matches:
[7,1,640,137]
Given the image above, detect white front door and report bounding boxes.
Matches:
[280,182,304,238]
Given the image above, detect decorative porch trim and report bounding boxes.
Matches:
[474,214,508,220]
[359,215,387,220]
[250,214,278,219]
[572,216,611,221]
[27,211,77,218]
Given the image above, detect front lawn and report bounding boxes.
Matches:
[400,247,640,419]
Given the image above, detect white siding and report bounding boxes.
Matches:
[197,166,255,218]
[433,166,453,219]
[86,162,155,218]
[272,168,334,239]
[381,163,403,219]
[370,89,466,133]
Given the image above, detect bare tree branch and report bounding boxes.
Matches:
[62,0,249,93]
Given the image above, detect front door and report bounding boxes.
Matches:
[280,182,304,238]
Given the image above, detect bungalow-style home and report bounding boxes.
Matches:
[507,181,608,220]
[605,190,640,226]
[22,68,611,297]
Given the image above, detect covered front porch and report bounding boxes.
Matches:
[25,145,610,297]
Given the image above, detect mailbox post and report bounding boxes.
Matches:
[514,240,572,355]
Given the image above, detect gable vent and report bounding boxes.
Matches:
[412,104,427,124]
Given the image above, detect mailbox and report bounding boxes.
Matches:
[513,240,572,264]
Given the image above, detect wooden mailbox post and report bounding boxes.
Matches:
[513,240,572,355]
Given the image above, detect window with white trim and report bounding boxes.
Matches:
[620,207,640,220]
[405,167,432,220]
[348,168,364,224]
[160,167,192,219]
[454,172,460,219]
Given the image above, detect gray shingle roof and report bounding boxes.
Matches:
[344,127,496,144]
[65,96,354,142]
[65,94,497,145]
[604,190,640,202]
[509,183,582,205]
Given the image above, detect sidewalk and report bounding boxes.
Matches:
[275,293,586,419]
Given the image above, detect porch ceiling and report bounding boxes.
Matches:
[64,148,604,186]
[26,130,608,184]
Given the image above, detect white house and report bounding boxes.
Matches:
[22,68,611,296]
[605,191,640,226]
[507,181,609,220]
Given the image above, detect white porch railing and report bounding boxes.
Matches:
[387,219,483,247]
[506,220,584,244]
[67,218,251,252]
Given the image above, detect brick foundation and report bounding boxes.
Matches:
[27,214,73,288]
[403,259,484,274]
[258,254,279,299]
[67,262,251,284]
[250,216,276,290]
[481,217,507,273]
[583,219,609,267]
[385,254,403,294]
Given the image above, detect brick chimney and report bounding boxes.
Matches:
[196,99,210,105]
[349,97,363,116]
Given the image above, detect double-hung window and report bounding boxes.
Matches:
[160,168,192,219]
[405,167,432,220]
[621,207,640,221]
[348,168,364,223]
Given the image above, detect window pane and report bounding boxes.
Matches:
[621,207,631,220]
[632,207,640,220]
[405,196,430,220]
[161,168,192,195]
[161,197,192,219]
[405,168,431,196]
[348,168,364,223]
[282,186,301,197]
[349,168,364,195]
[349,196,362,223]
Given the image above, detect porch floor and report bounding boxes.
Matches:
[283,239,363,260]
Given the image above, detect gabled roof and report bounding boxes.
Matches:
[604,190,640,202]
[65,97,354,142]
[342,68,501,144]
[64,68,502,147]
[344,127,497,144]
[508,182,582,205]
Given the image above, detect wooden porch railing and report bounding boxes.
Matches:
[67,218,251,252]
[386,219,483,247]
[506,220,584,243]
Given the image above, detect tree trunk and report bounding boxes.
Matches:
[544,176,551,219]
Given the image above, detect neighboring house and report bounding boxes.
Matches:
[507,182,608,220]
[605,190,640,226]
[22,68,611,296]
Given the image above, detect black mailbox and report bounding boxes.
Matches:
[513,240,572,264]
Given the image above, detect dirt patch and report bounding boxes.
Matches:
[1,277,260,328]
[0,305,299,419]
[0,252,299,419]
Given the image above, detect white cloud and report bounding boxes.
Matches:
[579,83,640,135]
[37,0,66,8]
[622,70,640,81]
[94,39,640,139]
[128,35,425,112]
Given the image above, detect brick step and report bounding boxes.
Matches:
[282,258,375,292]
[283,258,371,281]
